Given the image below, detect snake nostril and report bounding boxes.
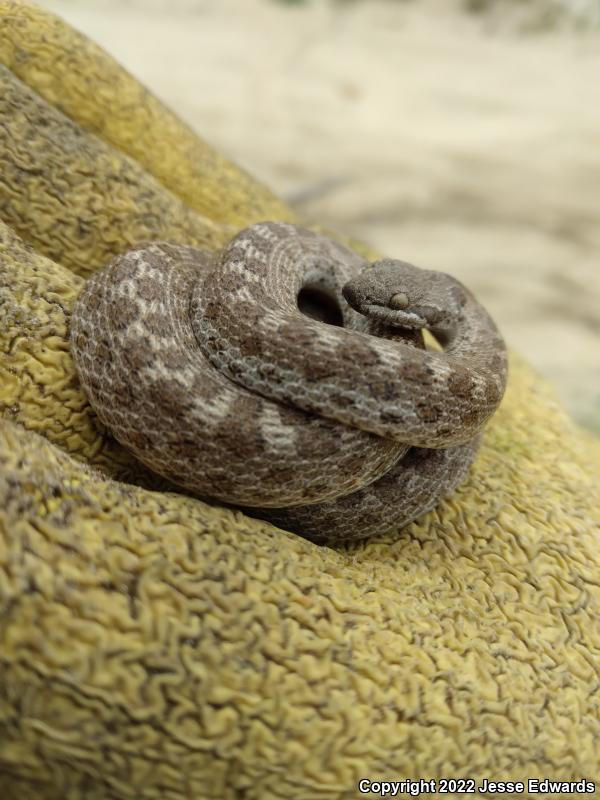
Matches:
[297,287,344,327]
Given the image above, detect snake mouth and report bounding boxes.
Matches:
[364,302,427,329]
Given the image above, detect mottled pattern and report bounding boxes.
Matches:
[71,222,507,542]
[70,241,402,512]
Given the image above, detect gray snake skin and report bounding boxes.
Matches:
[70,222,507,543]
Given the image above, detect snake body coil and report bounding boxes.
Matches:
[70,222,507,543]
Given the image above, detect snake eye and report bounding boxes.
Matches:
[389,292,409,310]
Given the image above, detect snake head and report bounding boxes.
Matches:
[342,259,463,330]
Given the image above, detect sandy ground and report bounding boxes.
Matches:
[37,0,600,434]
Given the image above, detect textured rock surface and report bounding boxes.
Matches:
[1,2,600,798]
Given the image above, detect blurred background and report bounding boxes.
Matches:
[38,0,600,433]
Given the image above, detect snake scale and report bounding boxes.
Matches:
[70,222,507,543]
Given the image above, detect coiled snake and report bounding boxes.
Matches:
[70,222,507,543]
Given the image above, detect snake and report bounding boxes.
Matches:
[70,221,508,544]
